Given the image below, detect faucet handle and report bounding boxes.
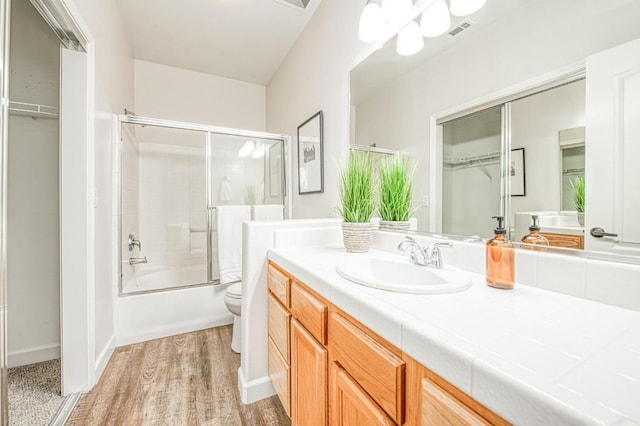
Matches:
[430,242,452,269]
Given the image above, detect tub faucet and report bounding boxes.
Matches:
[129,257,147,265]
[128,234,142,252]
[397,236,452,269]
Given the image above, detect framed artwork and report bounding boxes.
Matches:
[511,147,526,196]
[297,111,324,194]
[269,143,283,196]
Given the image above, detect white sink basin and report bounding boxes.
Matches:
[336,256,472,294]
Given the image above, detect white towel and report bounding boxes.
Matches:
[252,204,284,221]
[216,205,251,284]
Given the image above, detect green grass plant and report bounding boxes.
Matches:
[337,150,376,223]
[379,155,416,222]
[570,176,585,212]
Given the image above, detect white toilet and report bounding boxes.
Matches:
[224,282,242,353]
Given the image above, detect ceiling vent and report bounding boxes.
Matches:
[275,0,313,10]
[448,20,473,37]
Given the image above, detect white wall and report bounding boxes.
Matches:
[268,0,640,227]
[134,60,266,131]
[7,0,60,367]
[266,0,371,219]
[510,79,586,220]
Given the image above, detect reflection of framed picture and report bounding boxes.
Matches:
[511,147,526,196]
[297,111,324,194]
[269,144,283,196]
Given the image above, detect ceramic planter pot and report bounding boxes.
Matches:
[342,222,374,253]
[577,211,585,226]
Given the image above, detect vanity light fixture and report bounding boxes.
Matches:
[397,21,424,55]
[449,0,487,17]
[358,0,486,56]
[358,1,386,42]
[420,0,451,37]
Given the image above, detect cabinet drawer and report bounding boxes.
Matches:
[268,293,291,363]
[422,379,490,426]
[290,281,328,345]
[330,312,404,424]
[268,336,290,416]
[268,263,291,307]
[544,232,584,249]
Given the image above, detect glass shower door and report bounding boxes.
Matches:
[120,122,208,294]
[206,133,285,282]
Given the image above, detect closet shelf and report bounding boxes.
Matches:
[350,144,398,156]
[8,101,59,119]
[442,151,501,166]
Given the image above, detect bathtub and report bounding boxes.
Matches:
[122,264,214,293]
[116,265,232,346]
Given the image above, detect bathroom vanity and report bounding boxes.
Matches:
[267,260,505,425]
[265,237,640,425]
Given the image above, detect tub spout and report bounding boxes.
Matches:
[129,257,148,265]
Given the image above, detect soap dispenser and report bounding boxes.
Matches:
[486,216,515,290]
[521,215,549,250]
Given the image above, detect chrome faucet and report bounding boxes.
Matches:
[397,236,452,269]
[129,257,148,265]
[128,234,142,252]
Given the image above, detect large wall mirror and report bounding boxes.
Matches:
[349,0,640,259]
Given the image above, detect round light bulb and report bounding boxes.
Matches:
[449,0,487,17]
[420,0,451,37]
[358,2,386,43]
[381,0,413,25]
[397,21,424,56]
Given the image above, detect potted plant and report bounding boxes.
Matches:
[571,176,585,226]
[337,150,376,253]
[378,154,416,231]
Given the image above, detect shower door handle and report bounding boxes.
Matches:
[207,206,216,283]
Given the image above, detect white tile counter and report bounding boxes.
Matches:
[268,245,640,425]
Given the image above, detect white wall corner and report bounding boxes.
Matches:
[238,367,275,405]
[94,333,116,381]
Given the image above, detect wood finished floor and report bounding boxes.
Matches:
[66,325,290,425]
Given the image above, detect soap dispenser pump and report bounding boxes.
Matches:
[521,215,549,250]
[486,216,515,290]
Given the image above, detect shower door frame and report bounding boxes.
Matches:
[115,114,292,295]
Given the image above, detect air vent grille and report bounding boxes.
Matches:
[448,20,472,37]
[277,0,312,10]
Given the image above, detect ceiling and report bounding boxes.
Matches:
[116,0,321,86]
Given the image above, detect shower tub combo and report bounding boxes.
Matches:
[115,114,290,345]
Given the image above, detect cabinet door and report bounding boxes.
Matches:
[291,319,327,426]
[422,378,490,426]
[331,362,395,426]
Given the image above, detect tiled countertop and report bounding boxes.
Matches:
[268,245,640,426]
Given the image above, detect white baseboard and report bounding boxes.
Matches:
[94,334,116,381]
[116,314,233,347]
[8,343,61,368]
[238,367,275,404]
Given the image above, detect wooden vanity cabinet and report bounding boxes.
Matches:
[544,232,584,249]
[267,261,507,426]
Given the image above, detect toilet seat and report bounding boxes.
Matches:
[226,283,242,299]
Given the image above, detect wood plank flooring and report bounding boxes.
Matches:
[67,325,290,425]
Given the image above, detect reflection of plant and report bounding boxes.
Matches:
[336,150,376,223]
[570,176,585,212]
[379,155,416,222]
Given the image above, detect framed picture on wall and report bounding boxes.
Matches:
[511,147,526,196]
[297,111,324,194]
